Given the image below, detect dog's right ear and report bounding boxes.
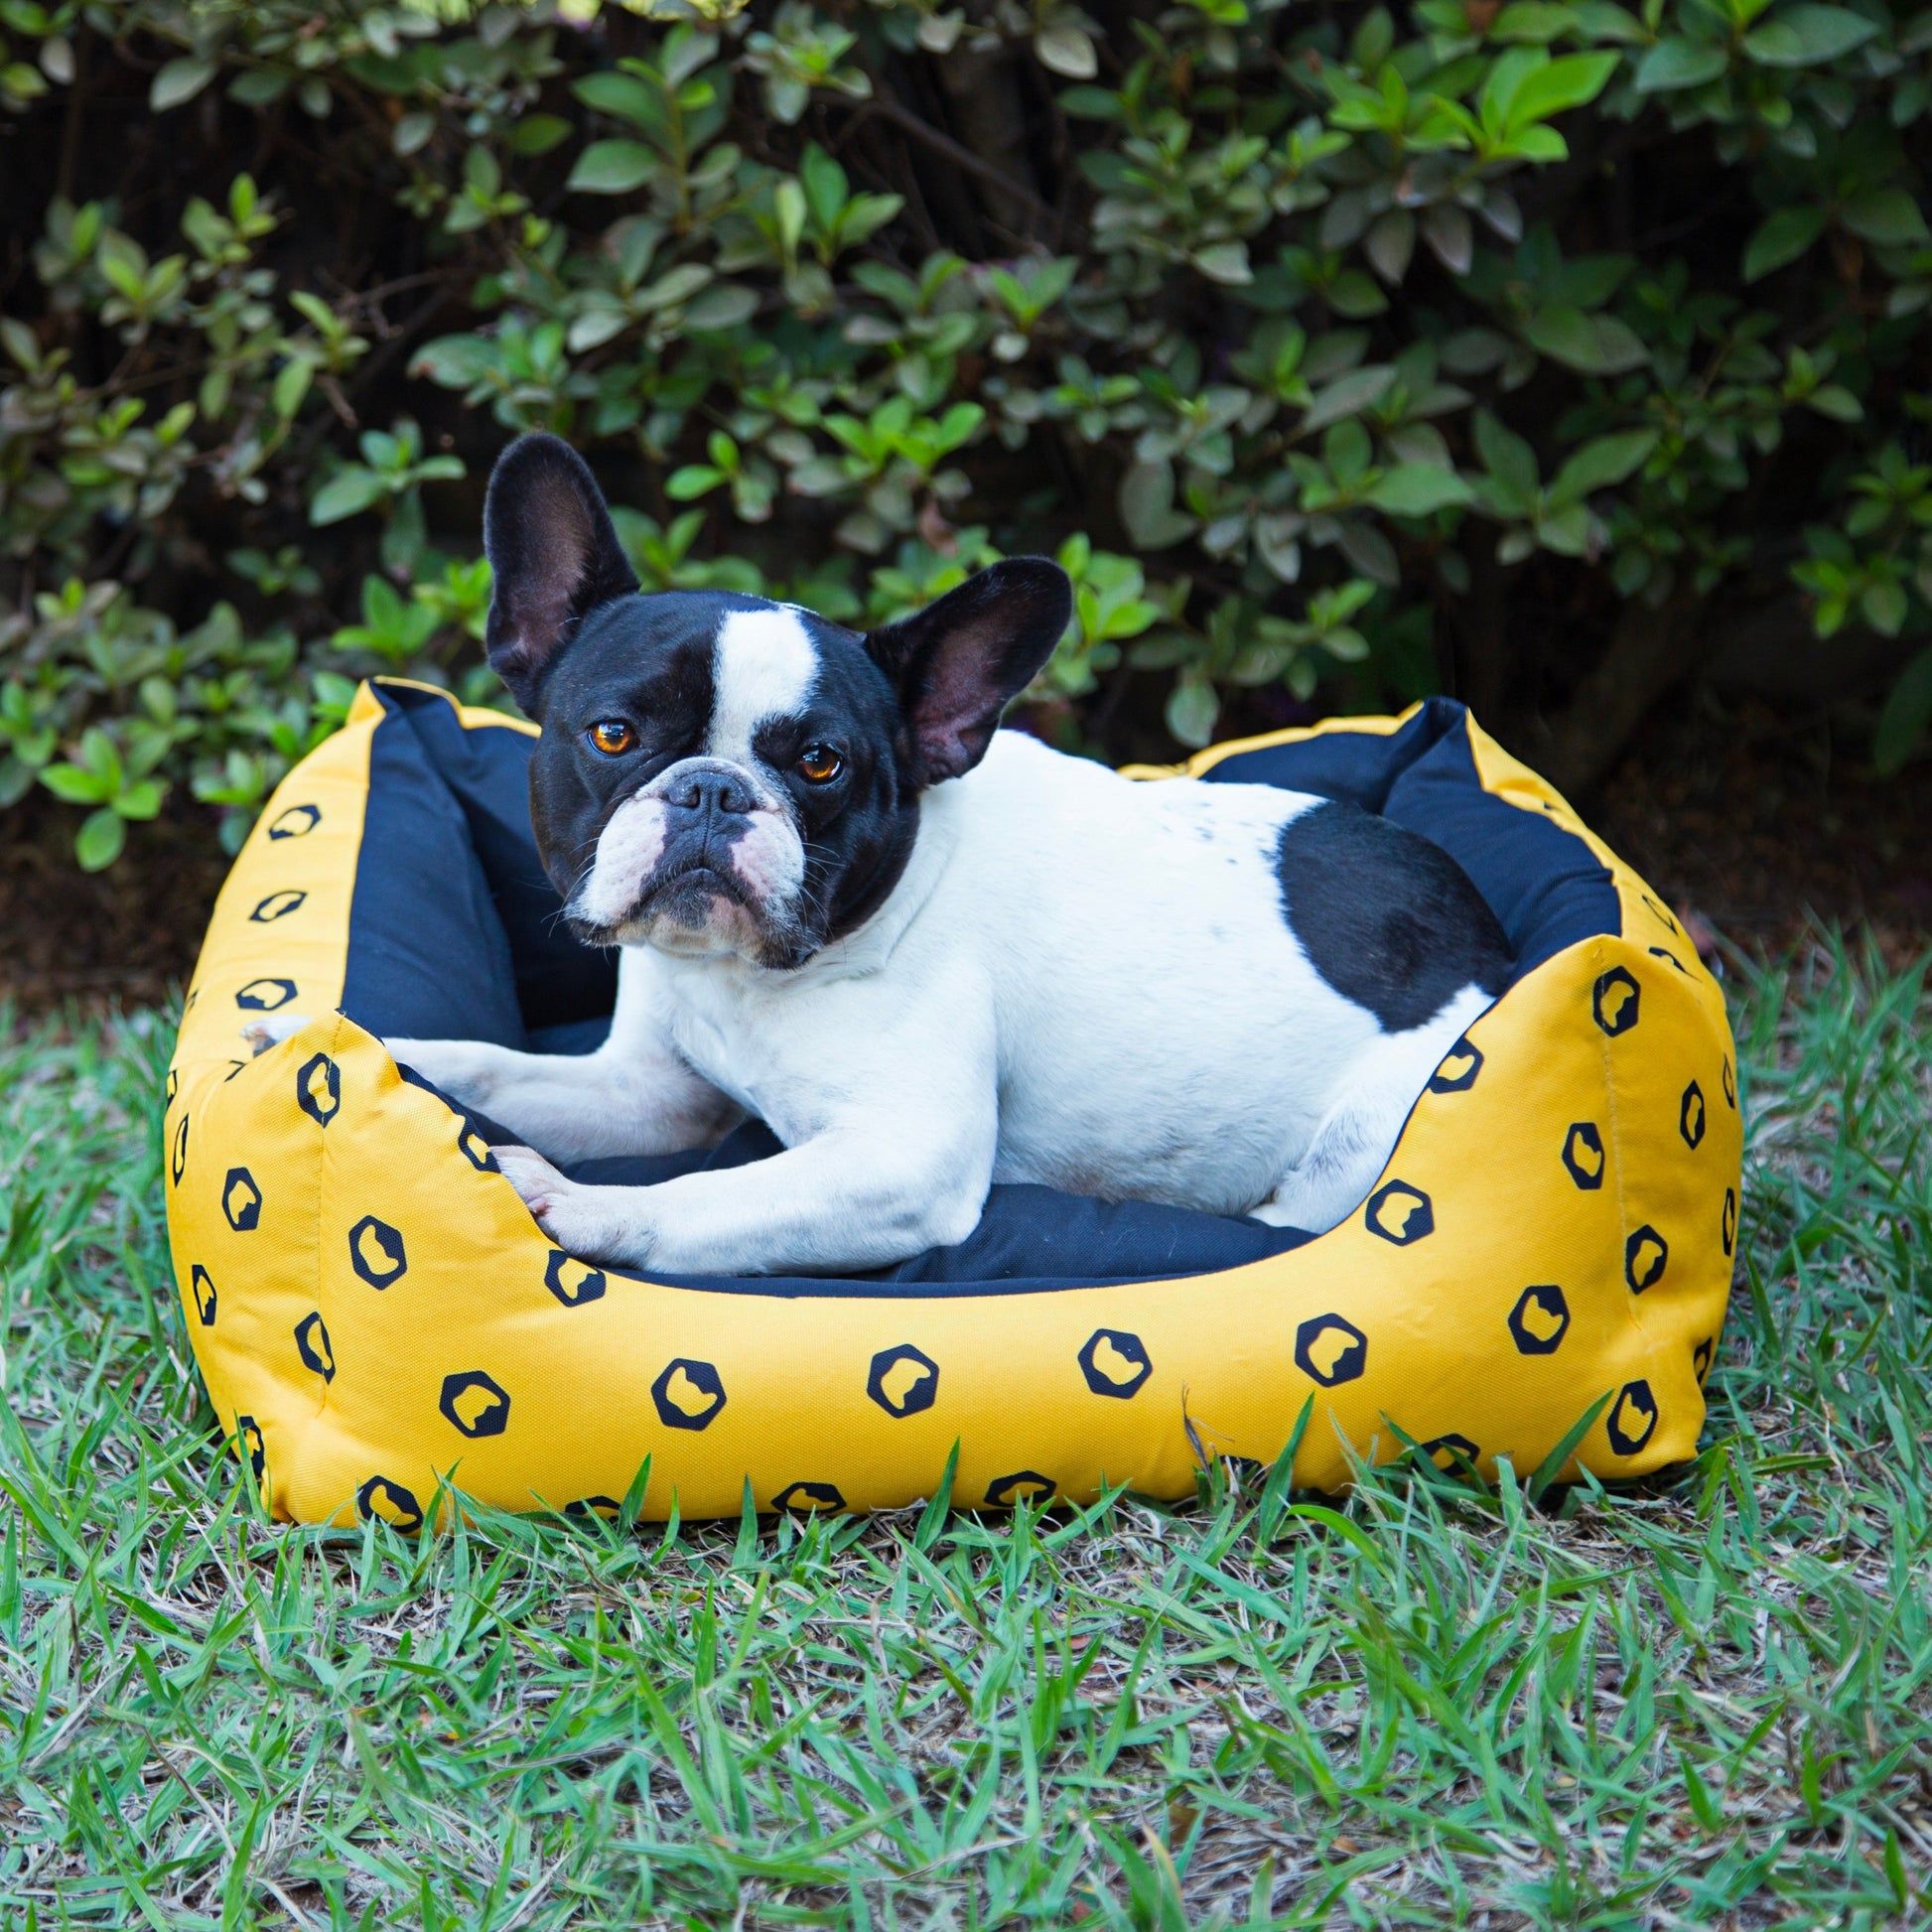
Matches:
[483,433,637,710]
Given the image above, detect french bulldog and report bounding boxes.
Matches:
[386,433,1511,1276]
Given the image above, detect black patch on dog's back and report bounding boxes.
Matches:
[1276,801,1512,1033]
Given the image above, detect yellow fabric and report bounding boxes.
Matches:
[166,690,1740,1526]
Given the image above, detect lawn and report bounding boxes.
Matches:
[0,937,1927,1931]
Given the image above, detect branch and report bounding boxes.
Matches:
[1530,594,1703,798]
[834,92,1067,241]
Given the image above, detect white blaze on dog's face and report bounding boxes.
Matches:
[567,608,820,959]
[477,432,1073,969]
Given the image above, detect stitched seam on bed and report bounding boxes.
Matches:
[1597,941,1653,1361]
[312,1008,347,1429]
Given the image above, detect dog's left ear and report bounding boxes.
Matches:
[483,433,638,710]
[865,558,1071,784]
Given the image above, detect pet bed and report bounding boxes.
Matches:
[164,679,1739,1526]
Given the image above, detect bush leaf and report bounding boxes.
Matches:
[1548,429,1659,505]
[1190,241,1253,286]
[1118,461,1198,549]
[571,72,661,129]
[1366,464,1474,515]
[1840,188,1931,247]
[1166,678,1219,749]
[1302,363,1399,432]
[1874,646,1932,775]
[1742,4,1880,66]
[567,141,658,196]
[150,58,214,112]
[1634,39,1728,91]
[1474,409,1540,513]
[39,762,104,805]
[1743,204,1826,281]
[1525,306,1650,374]
[1509,52,1620,124]
[74,807,126,872]
[309,470,387,525]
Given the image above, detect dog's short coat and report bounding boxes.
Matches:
[384,434,1512,1276]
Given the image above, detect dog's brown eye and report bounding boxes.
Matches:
[798,745,844,783]
[588,720,635,757]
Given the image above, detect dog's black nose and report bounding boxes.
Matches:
[663,764,756,817]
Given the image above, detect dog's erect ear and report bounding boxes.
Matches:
[865,558,1071,784]
[483,433,637,709]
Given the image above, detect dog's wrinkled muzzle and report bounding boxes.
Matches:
[654,758,759,881]
[569,757,809,961]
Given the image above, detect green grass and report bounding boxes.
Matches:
[2,936,1929,1930]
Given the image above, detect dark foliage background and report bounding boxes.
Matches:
[2,0,1930,877]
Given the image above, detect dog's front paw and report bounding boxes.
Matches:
[490,1142,571,1222]
[241,1013,313,1056]
[492,1144,639,1265]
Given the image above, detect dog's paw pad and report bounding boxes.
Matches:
[491,1145,569,1220]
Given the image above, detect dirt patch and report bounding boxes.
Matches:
[1591,695,1932,968]
[3,698,1927,1019]
[0,801,228,1017]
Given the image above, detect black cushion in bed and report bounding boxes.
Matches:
[347,684,1617,1293]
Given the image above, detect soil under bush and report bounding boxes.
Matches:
[1592,697,1932,972]
[0,808,230,1016]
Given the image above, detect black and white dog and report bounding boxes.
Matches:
[387,434,1511,1276]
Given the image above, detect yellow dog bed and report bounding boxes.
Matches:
[165,680,1739,1527]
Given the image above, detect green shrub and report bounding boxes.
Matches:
[1,0,1928,869]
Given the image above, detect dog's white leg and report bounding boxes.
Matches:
[1253,986,1492,1233]
[386,944,740,1162]
[386,1034,736,1163]
[1251,1099,1407,1234]
[493,1108,997,1276]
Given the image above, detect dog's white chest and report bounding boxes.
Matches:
[648,950,934,1148]
[654,976,789,1128]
